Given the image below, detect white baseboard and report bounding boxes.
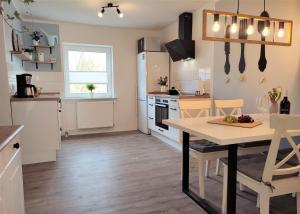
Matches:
[151,131,181,151]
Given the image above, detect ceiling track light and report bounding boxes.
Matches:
[98,2,124,18]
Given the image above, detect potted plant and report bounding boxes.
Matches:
[268,87,282,114]
[30,31,43,46]
[158,76,168,92]
[86,84,96,98]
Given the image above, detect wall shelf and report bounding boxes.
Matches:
[22,60,56,70]
[31,45,54,54]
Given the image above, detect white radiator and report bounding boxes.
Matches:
[76,101,114,129]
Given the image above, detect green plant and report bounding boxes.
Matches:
[268,87,282,103]
[30,31,43,41]
[0,0,34,33]
[157,76,168,86]
[86,84,96,93]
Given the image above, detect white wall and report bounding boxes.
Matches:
[213,0,300,114]
[160,2,215,94]
[14,20,159,134]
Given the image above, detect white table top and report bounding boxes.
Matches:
[164,114,300,146]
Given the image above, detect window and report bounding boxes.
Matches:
[64,44,114,98]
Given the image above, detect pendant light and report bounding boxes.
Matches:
[246,18,255,35]
[212,14,220,32]
[231,16,238,34]
[278,22,285,38]
[262,21,270,37]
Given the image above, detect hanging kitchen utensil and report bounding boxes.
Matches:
[239,19,247,74]
[224,25,231,76]
[257,0,270,72]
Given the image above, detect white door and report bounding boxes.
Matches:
[147,52,169,93]
[137,53,147,101]
[138,100,149,134]
[0,150,25,214]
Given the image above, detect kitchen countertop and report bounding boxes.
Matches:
[11,93,61,102]
[0,126,24,151]
[148,92,210,99]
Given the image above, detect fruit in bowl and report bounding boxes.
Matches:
[223,115,238,123]
[238,115,254,123]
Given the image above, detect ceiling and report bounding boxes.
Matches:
[15,0,215,30]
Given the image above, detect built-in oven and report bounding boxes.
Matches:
[155,98,169,130]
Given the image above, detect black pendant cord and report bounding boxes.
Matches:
[237,0,240,14]
[224,16,231,76]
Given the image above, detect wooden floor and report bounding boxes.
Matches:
[23,131,297,214]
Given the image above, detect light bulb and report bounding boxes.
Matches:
[119,13,124,18]
[246,18,254,35]
[247,25,254,35]
[230,16,238,34]
[212,21,220,32]
[277,29,284,38]
[277,22,285,38]
[98,12,103,18]
[262,27,270,37]
[230,23,238,34]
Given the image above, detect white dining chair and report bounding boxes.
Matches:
[222,114,300,214]
[179,100,228,199]
[214,99,270,177]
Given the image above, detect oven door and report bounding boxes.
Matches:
[155,103,169,130]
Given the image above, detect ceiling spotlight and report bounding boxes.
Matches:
[116,8,124,18]
[98,3,124,19]
[98,8,105,18]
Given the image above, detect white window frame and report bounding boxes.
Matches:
[63,43,114,99]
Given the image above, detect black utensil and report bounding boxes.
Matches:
[224,25,231,75]
[258,9,270,72]
[239,19,247,73]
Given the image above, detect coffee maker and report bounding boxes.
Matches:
[16,74,37,98]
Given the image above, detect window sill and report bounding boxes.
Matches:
[63,97,117,101]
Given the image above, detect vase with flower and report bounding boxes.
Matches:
[158,76,168,93]
[268,87,282,114]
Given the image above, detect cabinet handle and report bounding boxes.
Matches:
[170,99,177,102]
[149,117,154,120]
[59,110,62,112]
[13,143,20,149]
[170,108,177,111]
[158,129,164,132]
[149,104,154,107]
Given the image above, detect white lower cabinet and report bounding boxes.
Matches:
[0,134,25,214]
[167,105,180,142]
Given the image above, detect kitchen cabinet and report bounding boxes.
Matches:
[11,99,61,164]
[0,127,25,214]
[168,105,180,142]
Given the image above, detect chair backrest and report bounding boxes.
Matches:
[179,100,212,118]
[262,114,300,183]
[214,99,244,116]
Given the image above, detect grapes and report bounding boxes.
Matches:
[238,115,254,123]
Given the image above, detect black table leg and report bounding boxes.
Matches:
[227,144,238,214]
[182,131,218,214]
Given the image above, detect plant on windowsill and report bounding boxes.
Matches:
[268,87,282,114]
[86,83,96,98]
[158,76,168,93]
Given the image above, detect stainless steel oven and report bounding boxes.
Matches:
[155,98,169,130]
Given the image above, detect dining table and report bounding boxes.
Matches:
[163,114,300,214]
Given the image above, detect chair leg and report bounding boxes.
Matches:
[259,195,269,214]
[297,192,300,214]
[222,164,228,214]
[205,160,210,177]
[198,159,206,199]
[216,158,221,176]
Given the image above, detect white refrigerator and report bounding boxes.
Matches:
[137,52,169,134]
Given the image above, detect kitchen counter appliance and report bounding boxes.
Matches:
[155,98,169,130]
[16,74,37,98]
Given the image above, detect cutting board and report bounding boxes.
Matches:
[207,118,262,128]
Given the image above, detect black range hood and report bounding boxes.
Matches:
[165,12,195,62]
